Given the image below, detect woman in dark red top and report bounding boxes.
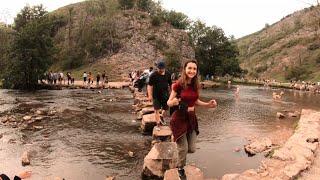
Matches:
[167,60,217,178]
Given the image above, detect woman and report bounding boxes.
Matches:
[167,60,217,178]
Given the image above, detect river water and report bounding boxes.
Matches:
[0,85,319,179]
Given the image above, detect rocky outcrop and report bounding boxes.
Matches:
[222,109,320,180]
[101,10,195,80]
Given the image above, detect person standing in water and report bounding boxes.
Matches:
[167,60,217,179]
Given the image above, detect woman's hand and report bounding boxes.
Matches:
[208,99,217,108]
[171,97,180,106]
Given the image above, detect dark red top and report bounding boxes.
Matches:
[172,82,199,107]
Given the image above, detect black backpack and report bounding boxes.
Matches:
[169,85,188,115]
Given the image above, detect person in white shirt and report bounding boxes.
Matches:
[83,72,87,85]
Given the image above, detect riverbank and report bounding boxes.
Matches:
[221,109,320,180]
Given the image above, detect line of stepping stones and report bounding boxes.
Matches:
[129,85,207,179]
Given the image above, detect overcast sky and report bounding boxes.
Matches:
[0,0,317,38]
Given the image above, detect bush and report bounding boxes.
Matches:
[159,10,190,30]
[285,66,311,80]
[255,64,268,73]
[119,0,134,9]
[151,16,161,26]
[308,43,320,50]
[147,35,156,41]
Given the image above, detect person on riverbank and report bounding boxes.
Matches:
[148,61,172,131]
[96,72,101,87]
[0,170,32,180]
[167,60,217,179]
[83,72,87,85]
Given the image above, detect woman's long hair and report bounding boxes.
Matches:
[178,60,200,92]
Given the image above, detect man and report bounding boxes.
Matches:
[148,61,172,131]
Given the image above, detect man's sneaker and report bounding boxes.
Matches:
[155,124,161,131]
[160,116,166,125]
[177,168,186,180]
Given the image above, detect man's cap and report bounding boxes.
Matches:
[157,61,166,69]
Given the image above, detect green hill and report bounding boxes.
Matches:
[237,5,320,82]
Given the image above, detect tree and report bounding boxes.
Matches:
[193,25,241,77]
[0,27,13,76]
[163,48,182,75]
[2,5,65,89]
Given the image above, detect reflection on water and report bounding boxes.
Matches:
[0,86,319,179]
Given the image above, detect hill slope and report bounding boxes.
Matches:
[50,0,194,81]
[237,5,320,82]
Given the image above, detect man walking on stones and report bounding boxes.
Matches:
[148,61,172,131]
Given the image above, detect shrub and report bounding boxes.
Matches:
[151,16,161,26]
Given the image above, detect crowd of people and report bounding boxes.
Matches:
[45,70,108,88]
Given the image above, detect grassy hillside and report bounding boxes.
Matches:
[237,5,320,82]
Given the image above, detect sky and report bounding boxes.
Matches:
[0,0,317,38]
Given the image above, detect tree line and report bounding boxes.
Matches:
[0,0,242,89]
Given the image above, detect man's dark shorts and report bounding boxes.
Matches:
[153,98,169,110]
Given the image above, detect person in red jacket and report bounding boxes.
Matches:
[167,60,217,179]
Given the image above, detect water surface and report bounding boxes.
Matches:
[0,86,319,179]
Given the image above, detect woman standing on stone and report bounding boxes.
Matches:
[167,60,217,179]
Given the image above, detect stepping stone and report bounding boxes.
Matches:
[152,125,172,142]
[164,165,204,180]
[142,142,178,179]
[140,113,156,133]
[142,107,155,115]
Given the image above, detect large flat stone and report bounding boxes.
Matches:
[164,165,204,180]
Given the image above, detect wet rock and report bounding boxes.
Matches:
[33,126,44,130]
[36,110,43,115]
[128,151,134,157]
[244,137,272,156]
[48,109,57,116]
[277,112,285,118]
[221,174,239,180]
[86,107,95,110]
[288,112,297,117]
[142,142,178,178]
[164,165,204,180]
[106,176,115,180]
[23,116,32,121]
[233,147,241,152]
[35,116,43,121]
[141,107,155,115]
[22,151,31,166]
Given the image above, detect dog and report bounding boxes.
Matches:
[273,91,284,100]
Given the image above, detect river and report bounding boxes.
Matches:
[0,85,319,179]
